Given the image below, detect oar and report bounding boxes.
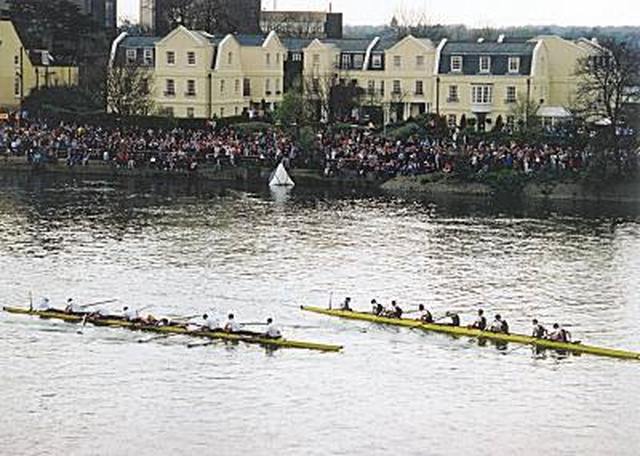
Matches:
[328,292,333,310]
[29,292,33,311]
[240,322,268,327]
[187,340,222,349]
[80,299,119,309]
[138,334,174,344]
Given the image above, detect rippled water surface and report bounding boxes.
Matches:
[1,175,639,456]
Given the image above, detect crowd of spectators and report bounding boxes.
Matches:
[1,119,637,179]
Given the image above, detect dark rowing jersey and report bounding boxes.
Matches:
[450,314,460,326]
[532,324,547,338]
[501,320,509,334]
[472,316,487,330]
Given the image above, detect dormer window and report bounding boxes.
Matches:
[508,57,520,73]
[451,56,463,72]
[341,54,350,69]
[479,56,491,73]
[371,54,382,69]
[143,48,153,65]
[126,49,136,64]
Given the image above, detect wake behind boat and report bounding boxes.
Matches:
[301,305,640,361]
[4,306,343,353]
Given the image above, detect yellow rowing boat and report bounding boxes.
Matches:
[4,307,343,353]
[301,306,640,361]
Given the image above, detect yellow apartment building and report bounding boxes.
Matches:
[0,20,79,113]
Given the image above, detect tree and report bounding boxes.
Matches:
[106,65,154,117]
[161,0,248,35]
[511,95,541,132]
[275,80,312,128]
[575,38,640,172]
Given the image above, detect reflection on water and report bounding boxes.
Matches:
[0,173,639,456]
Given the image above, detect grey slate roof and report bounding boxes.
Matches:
[442,41,537,55]
[120,36,161,48]
[324,38,373,52]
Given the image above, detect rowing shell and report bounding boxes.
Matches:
[301,306,640,361]
[3,307,343,353]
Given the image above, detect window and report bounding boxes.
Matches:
[143,48,153,65]
[275,78,281,94]
[227,52,233,65]
[186,79,196,96]
[14,55,19,65]
[292,52,302,62]
[380,80,385,96]
[507,115,516,130]
[165,79,175,96]
[367,80,375,96]
[166,51,175,65]
[266,53,271,65]
[416,55,425,67]
[220,107,225,117]
[451,56,463,72]
[235,107,239,115]
[479,56,491,73]
[312,78,320,93]
[393,55,402,68]
[371,54,382,68]
[415,80,424,95]
[392,80,401,94]
[312,54,320,65]
[126,49,137,64]
[472,85,493,104]
[341,54,350,69]
[448,85,459,102]
[186,107,195,118]
[353,54,364,69]
[508,57,520,73]
[14,76,20,96]
[235,79,240,94]
[265,78,271,95]
[187,51,196,65]
[506,86,517,103]
[163,106,174,117]
[447,114,457,128]
[220,80,225,94]
[243,78,251,97]
[276,53,280,64]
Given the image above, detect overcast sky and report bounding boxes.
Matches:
[118,0,640,27]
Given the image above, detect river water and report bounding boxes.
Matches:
[0,175,639,456]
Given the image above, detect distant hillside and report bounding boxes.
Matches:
[344,24,640,44]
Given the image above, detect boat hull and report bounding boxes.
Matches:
[3,307,342,353]
[300,306,640,361]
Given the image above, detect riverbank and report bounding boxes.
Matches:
[382,174,640,203]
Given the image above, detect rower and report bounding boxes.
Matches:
[224,313,241,333]
[388,300,403,318]
[468,309,487,330]
[371,299,383,316]
[340,297,353,312]
[444,311,460,327]
[122,306,139,321]
[65,298,83,314]
[548,323,571,342]
[532,319,548,339]
[489,314,509,334]
[36,297,53,311]
[264,318,282,339]
[417,304,433,323]
[201,313,221,331]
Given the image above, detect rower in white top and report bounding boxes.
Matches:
[224,313,241,333]
[65,298,84,314]
[264,318,282,339]
[122,306,139,321]
[201,314,221,331]
[36,297,53,311]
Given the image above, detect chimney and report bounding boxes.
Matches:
[477,37,485,43]
[497,34,505,43]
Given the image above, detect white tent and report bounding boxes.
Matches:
[269,163,295,188]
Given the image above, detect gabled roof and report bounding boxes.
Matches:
[442,41,537,55]
[281,37,314,51]
[323,38,375,52]
[233,34,268,47]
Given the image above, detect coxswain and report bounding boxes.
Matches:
[548,323,571,342]
[371,299,383,316]
[224,313,241,333]
[36,297,53,312]
[489,314,509,334]
[444,311,460,326]
[340,297,353,312]
[468,309,487,330]
[417,304,433,323]
[388,301,403,318]
[122,306,139,321]
[264,318,282,339]
[532,319,548,339]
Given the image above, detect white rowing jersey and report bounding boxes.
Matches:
[123,308,139,320]
[265,323,282,338]
[204,317,221,331]
[225,319,241,332]
[36,298,52,311]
